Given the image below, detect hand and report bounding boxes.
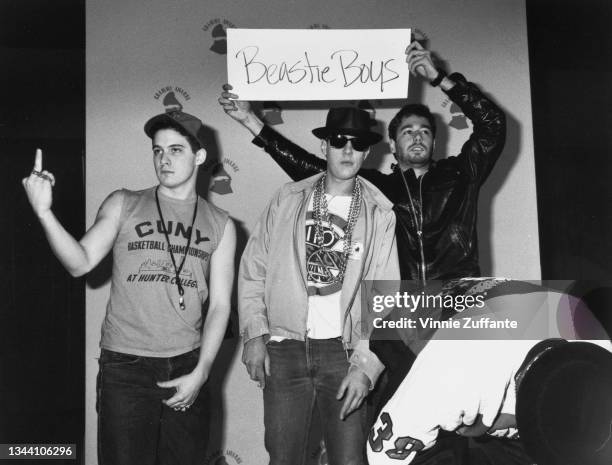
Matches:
[218,84,255,123]
[22,149,56,218]
[405,41,438,81]
[336,366,370,420]
[242,335,270,388]
[456,412,516,437]
[157,369,208,412]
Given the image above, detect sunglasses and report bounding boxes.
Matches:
[327,134,371,151]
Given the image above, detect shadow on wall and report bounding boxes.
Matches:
[197,124,222,201]
[88,253,112,289]
[478,102,521,276]
[206,217,248,453]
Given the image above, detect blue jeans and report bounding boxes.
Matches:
[96,349,209,465]
[264,338,367,465]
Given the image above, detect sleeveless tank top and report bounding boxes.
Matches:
[100,187,228,356]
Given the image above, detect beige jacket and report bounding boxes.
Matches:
[239,172,400,385]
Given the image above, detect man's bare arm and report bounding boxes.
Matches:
[218,84,325,181]
[218,84,264,136]
[159,219,237,409]
[22,149,122,277]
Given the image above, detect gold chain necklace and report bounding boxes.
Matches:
[312,174,362,284]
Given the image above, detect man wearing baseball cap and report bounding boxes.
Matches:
[22,110,236,465]
[239,106,400,465]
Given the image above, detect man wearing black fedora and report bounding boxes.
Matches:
[238,107,400,465]
[219,40,506,400]
[219,40,505,286]
[22,110,236,465]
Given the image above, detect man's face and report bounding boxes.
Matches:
[321,133,370,182]
[390,115,434,170]
[152,128,205,189]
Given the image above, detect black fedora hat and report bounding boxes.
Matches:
[516,340,612,465]
[312,107,381,146]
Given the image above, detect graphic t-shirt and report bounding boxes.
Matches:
[306,193,363,339]
[100,187,228,357]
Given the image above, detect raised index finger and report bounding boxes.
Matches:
[33,148,43,171]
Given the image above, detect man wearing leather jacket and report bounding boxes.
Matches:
[220,41,514,464]
[219,38,506,397]
[218,41,506,285]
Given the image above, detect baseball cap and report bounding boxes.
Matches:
[144,111,207,148]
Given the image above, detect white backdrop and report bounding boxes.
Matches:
[86,0,539,463]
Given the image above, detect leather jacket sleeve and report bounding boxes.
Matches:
[252,125,390,193]
[444,72,507,183]
[251,71,506,187]
[252,125,325,181]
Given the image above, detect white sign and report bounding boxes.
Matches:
[227,28,411,101]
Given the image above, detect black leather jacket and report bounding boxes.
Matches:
[252,72,506,282]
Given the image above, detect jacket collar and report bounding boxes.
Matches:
[285,172,394,211]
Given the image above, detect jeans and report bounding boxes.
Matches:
[96,348,209,465]
[405,433,532,465]
[264,338,367,465]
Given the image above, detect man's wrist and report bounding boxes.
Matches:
[244,333,269,346]
[430,69,447,87]
[37,209,54,222]
[348,364,372,388]
[191,362,211,380]
[439,75,456,92]
[243,113,264,136]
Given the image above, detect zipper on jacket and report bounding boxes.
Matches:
[417,175,427,285]
[399,169,427,285]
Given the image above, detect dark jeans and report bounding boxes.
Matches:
[403,433,532,465]
[264,338,367,465]
[96,348,209,465]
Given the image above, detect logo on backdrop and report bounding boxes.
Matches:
[153,86,192,113]
[262,101,284,126]
[204,158,240,195]
[308,23,331,30]
[202,18,237,55]
[204,449,243,465]
[442,99,469,131]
